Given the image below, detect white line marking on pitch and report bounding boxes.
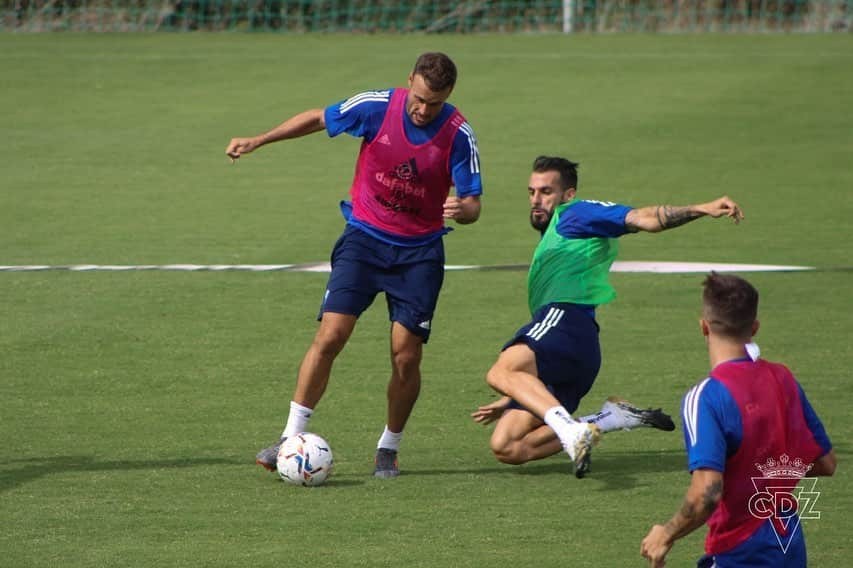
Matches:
[611,261,813,273]
[0,262,814,273]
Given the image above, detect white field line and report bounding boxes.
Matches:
[611,261,814,273]
[3,52,852,62]
[0,262,815,273]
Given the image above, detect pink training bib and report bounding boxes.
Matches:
[704,359,824,555]
[349,88,464,237]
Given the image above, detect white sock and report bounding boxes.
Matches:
[579,412,599,424]
[543,406,579,450]
[377,426,403,451]
[582,410,624,433]
[282,401,313,438]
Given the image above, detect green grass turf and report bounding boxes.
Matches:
[2,34,852,566]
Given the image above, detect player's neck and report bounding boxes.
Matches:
[707,335,751,368]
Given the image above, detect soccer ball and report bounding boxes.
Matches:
[276,433,334,486]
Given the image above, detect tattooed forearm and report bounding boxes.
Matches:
[702,479,723,514]
[664,480,723,540]
[665,501,705,540]
[677,499,699,523]
[655,206,704,230]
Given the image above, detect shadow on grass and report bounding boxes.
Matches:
[1,455,370,493]
[315,478,365,487]
[516,448,686,491]
[405,448,685,491]
[0,455,244,494]
[1,448,685,493]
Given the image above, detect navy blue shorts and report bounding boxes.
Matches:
[503,302,601,413]
[697,518,807,567]
[319,225,445,343]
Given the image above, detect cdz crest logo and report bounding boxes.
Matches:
[747,455,821,553]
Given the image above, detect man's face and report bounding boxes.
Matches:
[406,73,452,127]
[528,170,575,231]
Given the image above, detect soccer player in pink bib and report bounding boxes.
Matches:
[641,273,836,567]
[226,52,482,478]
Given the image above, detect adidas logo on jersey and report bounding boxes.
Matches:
[377,134,391,145]
[418,320,431,330]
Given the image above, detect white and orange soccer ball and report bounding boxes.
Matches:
[276,433,334,486]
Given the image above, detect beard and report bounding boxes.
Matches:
[529,209,552,232]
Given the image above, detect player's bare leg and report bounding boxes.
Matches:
[486,344,561,419]
[374,322,423,478]
[490,410,562,464]
[293,312,358,407]
[386,322,423,432]
[486,343,600,475]
[255,312,357,472]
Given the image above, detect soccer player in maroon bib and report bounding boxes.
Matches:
[641,273,836,567]
[226,53,482,478]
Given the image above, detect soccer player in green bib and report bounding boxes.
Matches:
[472,156,744,478]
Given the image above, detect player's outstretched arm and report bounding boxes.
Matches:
[226,108,326,161]
[641,468,723,567]
[625,196,744,233]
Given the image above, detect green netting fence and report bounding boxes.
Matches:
[2,0,852,32]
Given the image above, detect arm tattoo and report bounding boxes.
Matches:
[667,479,723,538]
[677,499,698,522]
[679,480,722,519]
[701,479,723,515]
[655,206,703,230]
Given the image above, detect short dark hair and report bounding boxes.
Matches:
[413,52,457,92]
[532,156,579,191]
[702,272,759,339]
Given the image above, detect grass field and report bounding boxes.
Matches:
[2,34,852,566]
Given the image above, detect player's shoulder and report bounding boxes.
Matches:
[454,116,478,144]
[557,198,631,227]
[683,376,731,408]
[683,377,737,439]
[440,101,474,130]
[450,111,480,165]
[760,357,795,377]
[558,199,629,224]
[684,376,714,404]
[336,88,394,115]
[570,198,627,211]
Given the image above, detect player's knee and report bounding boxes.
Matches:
[489,432,526,465]
[486,365,508,392]
[312,328,350,358]
[391,346,421,375]
[490,440,526,465]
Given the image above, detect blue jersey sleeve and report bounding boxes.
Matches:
[797,383,833,455]
[556,200,632,239]
[682,378,743,472]
[324,89,393,142]
[450,121,482,197]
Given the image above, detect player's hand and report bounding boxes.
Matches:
[225,137,261,162]
[640,525,673,567]
[701,196,744,224]
[444,195,465,221]
[471,399,510,425]
[443,196,463,219]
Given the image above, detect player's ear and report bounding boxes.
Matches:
[700,319,710,337]
[562,187,576,203]
[751,320,760,337]
[407,73,414,87]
